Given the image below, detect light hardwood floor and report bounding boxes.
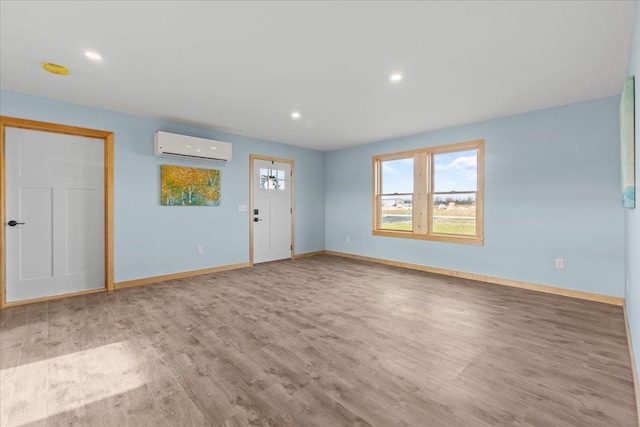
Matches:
[1,255,637,426]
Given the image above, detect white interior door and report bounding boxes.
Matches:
[5,127,105,302]
[252,159,292,264]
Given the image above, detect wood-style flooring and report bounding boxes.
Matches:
[1,255,637,426]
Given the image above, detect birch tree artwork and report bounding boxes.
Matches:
[161,165,221,206]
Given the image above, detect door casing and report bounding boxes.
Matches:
[249,154,294,266]
[0,116,114,308]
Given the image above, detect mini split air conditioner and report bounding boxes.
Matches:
[154,131,232,163]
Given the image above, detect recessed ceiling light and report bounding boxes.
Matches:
[196,149,202,153]
[42,62,69,76]
[291,112,301,119]
[85,51,102,61]
[210,147,217,150]
[185,145,192,148]
[389,72,403,83]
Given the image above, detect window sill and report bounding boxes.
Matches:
[372,230,484,246]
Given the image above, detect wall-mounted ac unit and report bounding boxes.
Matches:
[154,131,232,163]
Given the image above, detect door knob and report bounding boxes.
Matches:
[254,218,262,222]
[7,220,25,226]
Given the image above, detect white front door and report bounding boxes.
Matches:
[5,127,105,302]
[252,158,292,264]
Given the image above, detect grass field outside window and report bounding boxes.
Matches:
[373,140,483,245]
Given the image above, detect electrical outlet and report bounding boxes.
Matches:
[346,236,351,243]
[197,246,203,255]
[555,258,564,269]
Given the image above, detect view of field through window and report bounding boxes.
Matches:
[432,149,477,235]
[432,193,476,235]
[379,149,478,235]
[380,158,414,231]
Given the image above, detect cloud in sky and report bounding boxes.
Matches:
[382,163,397,174]
[435,155,477,171]
[434,151,478,192]
[381,152,477,193]
[383,158,413,175]
[382,158,413,193]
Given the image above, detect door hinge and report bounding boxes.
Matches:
[291,245,293,250]
[290,208,292,214]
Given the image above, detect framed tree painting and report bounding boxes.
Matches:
[161,165,221,206]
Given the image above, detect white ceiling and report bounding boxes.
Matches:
[0,1,634,151]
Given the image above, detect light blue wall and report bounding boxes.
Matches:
[0,85,629,299]
[325,96,625,297]
[0,90,326,282]
[625,1,640,386]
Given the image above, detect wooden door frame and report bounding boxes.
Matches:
[249,154,294,266]
[0,116,114,309]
